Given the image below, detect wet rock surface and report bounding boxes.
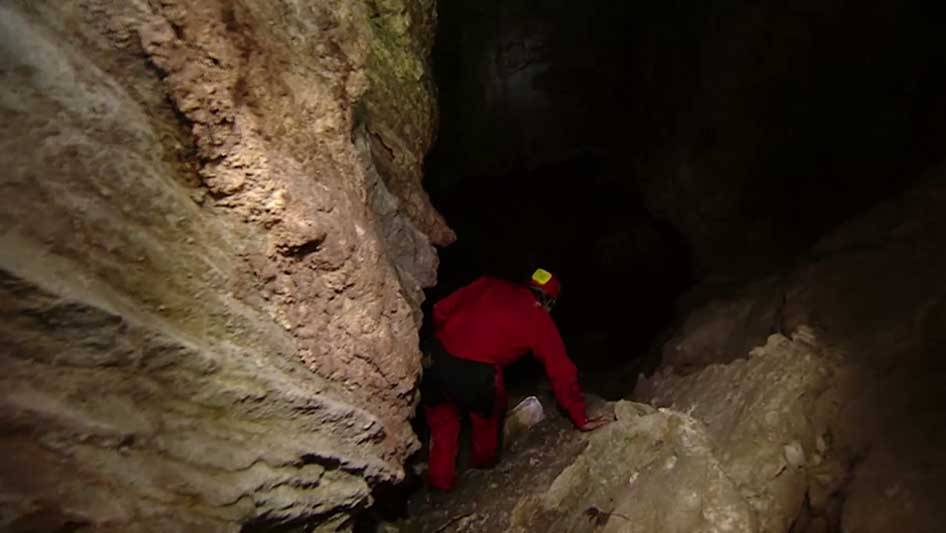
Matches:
[0,0,446,530]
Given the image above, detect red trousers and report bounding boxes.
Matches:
[424,369,507,490]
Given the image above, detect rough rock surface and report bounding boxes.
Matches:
[362,0,455,248]
[637,330,849,533]
[639,177,946,532]
[659,275,785,373]
[509,400,759,533]
[779,178,946,533]
[404,331,837,533]
[0,0,447,530]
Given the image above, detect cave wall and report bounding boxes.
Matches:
[427,0,633,184]
[630,1,946,277]
[428,1,946,280]
[637,175,946,532]
[0,1,446,530]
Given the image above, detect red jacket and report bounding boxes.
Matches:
[433,276,588,427]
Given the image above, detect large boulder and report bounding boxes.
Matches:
[639,177,946,532]
[779,179,946,533]
[510,401,757,533]
[0,0,446,530]
[512,330,842,533]
[402,331,843,533]
[637,330,850,533]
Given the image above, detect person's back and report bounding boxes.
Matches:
[434,276,540,367]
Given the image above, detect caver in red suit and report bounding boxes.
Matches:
[421,269,605,491]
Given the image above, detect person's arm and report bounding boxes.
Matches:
[432,277,484,329]
[530,310,589,428]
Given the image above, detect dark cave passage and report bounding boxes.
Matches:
[420,0,946,398]
[396,3,946,529]
[424,153,694,396]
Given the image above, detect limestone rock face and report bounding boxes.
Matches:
[0,0,446,530]
[362,0,455,248]
[639,178,946,532]
[509,401,756,533]
[510,331,837,533]
[780,179,946,533]
[638,330,846,533]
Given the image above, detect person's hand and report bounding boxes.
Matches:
[579,415,613,432]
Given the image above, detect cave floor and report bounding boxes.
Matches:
[392,388,604,533]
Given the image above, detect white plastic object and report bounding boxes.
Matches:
[503,396,546,445]
[511,396,545,425]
